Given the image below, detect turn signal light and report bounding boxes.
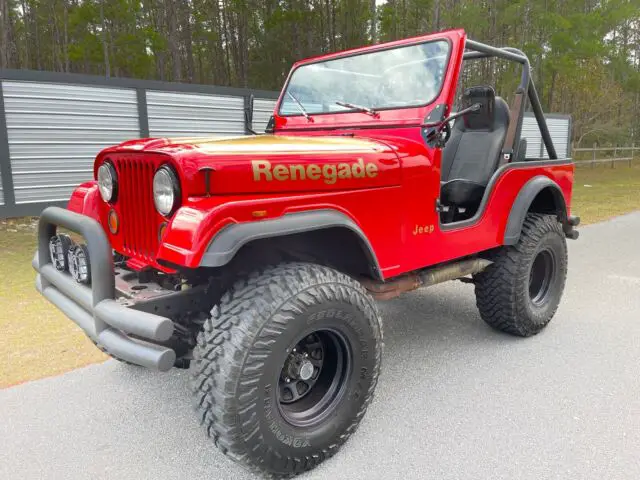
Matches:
[108,209,119,234]
[158,222,167,242]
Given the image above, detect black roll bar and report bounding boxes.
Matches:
[463,40,558,160]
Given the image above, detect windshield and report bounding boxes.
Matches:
[279,40,450,116]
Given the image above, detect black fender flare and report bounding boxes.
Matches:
[199,209,382,279]
[503,176,568,245]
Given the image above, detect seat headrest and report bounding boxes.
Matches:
[462,86,496,130]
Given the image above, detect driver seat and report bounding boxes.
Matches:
[440,86,510,212]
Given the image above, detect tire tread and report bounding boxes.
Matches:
[474,213,567,337]
[191,262,383,478]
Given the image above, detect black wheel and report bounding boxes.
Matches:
[191,263,383,478]
[474,213,568,337]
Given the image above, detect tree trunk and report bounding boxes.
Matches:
[167,1,182,81]
[0,0,15,68]
[99,0,111,77]
[370,0,377,43]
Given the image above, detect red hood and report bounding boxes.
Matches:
[97,134,404,196]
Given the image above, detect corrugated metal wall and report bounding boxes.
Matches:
[147,91,246,138]
[0,70,279,217]
[253,98,277,133]
[522,113,571,159]
[3,81,139,204]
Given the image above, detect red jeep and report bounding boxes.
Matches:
[34,29,579,477]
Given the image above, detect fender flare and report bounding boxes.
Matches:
[503,176,568,245]
[199,209,382,279]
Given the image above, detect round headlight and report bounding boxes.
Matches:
[97,162,117,203]
[153,166,180,217]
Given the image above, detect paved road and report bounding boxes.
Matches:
[2,213,640,480]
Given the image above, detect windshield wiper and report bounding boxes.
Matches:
[335,101,379,117]
[287,92,312,121]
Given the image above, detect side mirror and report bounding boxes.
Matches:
[422,103,481,148]
[421,103,481,129]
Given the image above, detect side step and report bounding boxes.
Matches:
[360,258,493,301]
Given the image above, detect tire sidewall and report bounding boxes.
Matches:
[246,290,380,458]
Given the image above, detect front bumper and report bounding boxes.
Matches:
[33,207,176,371]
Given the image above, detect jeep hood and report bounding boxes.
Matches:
[106,135,402,195]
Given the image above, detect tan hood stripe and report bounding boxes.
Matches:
[167,134,389,155]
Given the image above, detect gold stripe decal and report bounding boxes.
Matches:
[252,159,378,184]
[168,134,389,155]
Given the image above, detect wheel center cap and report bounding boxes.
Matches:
[298,360,314,381]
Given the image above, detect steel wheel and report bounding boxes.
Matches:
[277,329,351,428]
[529,248,556,306]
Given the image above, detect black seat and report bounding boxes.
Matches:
[440,86,510,209]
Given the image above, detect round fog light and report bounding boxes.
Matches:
[68,244,91,284]
[49,234,73,271]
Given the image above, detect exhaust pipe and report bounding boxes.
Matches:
[361,258,493,301]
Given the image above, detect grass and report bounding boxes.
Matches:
[573,163,640,224]
[0,218,106,388]
[0,164,639,388]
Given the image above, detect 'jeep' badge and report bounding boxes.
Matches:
[252,159,378,185]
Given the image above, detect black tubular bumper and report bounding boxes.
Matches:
[33,207,176,371]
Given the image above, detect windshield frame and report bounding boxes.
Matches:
[276,37,453,118]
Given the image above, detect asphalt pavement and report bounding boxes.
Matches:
[2,212,640,480]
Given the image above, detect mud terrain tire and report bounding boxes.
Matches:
[191,262,383,478]
[474,213,568,337]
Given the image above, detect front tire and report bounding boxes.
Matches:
[474,213,568,337]
[191,263,383,477]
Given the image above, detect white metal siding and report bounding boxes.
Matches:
[146,91,245,138]
[253,98,277,133]
[522,114,570,159]
[3,81,138,204]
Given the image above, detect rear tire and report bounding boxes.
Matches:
[474,213,567,337]
[190,262,383,478]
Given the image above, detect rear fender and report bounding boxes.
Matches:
[503,176,570,245]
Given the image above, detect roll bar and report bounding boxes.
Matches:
[463,40,557,160]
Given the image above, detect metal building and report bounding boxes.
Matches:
[0,70,571,219]
[0,70,278,218]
